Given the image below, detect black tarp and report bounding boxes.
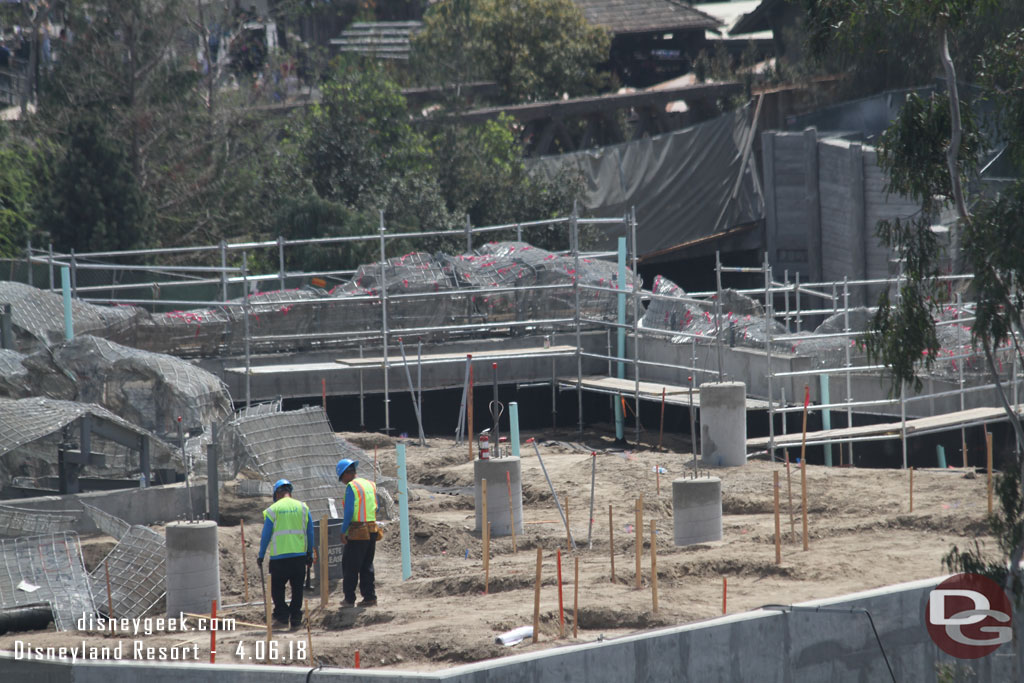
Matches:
[527,106,763,258]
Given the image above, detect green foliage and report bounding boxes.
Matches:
[412,0,610,103]
[294,59,585,246]
[944,457,1024,603]
[876,92,982,204]
[36,114,148,253]
[0,131,40,258]
[803,0,1024,97]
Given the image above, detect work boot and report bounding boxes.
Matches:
[340,599,355,609]
[273,616,290,629]
[358,598,377,607]
[290,617,303,631]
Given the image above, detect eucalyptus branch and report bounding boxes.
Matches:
[940,28,970,222]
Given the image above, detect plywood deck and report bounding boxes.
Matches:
[560,376,770,409]
[748,405,1023,450]
[336,344,577,367]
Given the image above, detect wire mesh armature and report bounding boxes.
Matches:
[81,502,131,541]
[87,525,166,620]
[219,407,368,522]
[0,531,96,630]
[0,281,144,355]
[0,503,79,538]
[26,335,234,436]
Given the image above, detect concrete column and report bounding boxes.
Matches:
[165,521,220,617]
[672,477,722,545]
[699,381,747,467]
[474,458,523,537]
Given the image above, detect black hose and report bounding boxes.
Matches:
[0,603,54,635]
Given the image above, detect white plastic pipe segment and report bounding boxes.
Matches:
[397,442,412,580]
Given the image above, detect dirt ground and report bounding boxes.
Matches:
[0,425,994,672]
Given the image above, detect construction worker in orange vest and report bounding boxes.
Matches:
[336,458,381,608]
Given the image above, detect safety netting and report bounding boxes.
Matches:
[0,503,79,538]
[0,531,95,631]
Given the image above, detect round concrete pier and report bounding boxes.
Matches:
[165,520,220,616]
[474,457,523,537]
[699,381,747,467]
[672,477,722,546]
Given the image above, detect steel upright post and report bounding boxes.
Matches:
[243,252,251,408]
[631,208,641,445]
[715,251,724,380]
[843,278,853,465]
[380,212,391,433]
[765,253,775,463]
[573,208,583,437]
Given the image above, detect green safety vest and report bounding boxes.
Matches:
[263,496,310,557]
[348,478,377,522]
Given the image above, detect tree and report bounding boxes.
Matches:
[28,0,292,253]
[807,1,1024,599]
[0,130,41,258]
[412,0,610,104]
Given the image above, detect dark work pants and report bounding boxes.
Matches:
[342,537,376,603]
[269,555,306,623]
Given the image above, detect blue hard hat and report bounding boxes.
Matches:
[273,479,293,495]
[336,458,358,479]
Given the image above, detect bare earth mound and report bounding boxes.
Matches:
[0,427,992,672]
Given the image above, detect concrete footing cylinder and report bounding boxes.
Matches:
[165,520,220,616]
[474,457,523,537]
[673,477,723,545]
[700,381,747,467]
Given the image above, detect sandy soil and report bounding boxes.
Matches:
[0,426,993,672]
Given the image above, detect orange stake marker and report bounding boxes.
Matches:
[210,599,217,663]
[557,548,565,638]
[573,555,579,638]
[507,471,517,553]
[354,650,360,669]
[650,520,658,613]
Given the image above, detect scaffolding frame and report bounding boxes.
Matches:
[15,212,1020,468]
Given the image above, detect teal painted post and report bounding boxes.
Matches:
[937,445,947,469]
[615,237,626,441]
[820,374,832,466]
[397,442,412,580]
[61,266,73,341]
[510,401,521,458]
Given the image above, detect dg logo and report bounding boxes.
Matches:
[926,573,1013,659]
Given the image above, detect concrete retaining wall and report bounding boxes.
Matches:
[3,576,1020,681]
[5,482,208,534]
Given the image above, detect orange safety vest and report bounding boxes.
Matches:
[348,477,377,522]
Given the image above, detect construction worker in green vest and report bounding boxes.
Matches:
[336,458,380,608]
[257,479,314,629]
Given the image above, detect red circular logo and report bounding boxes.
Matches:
[926,573,1013,659]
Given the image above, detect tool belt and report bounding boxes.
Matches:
[346,521,383,541]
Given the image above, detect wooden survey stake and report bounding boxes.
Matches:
[634,497,643,589]
[609,505,616,582]
[909,467,914,513]
[533,548,542,643]
[320,514,329,607]
[650,520,658,613]
[800,386,809,551]
[773,470,781,565]
[240,520,249,603]
[573,555,579,638]
[482,479,489,594]
[987,431,993,515]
